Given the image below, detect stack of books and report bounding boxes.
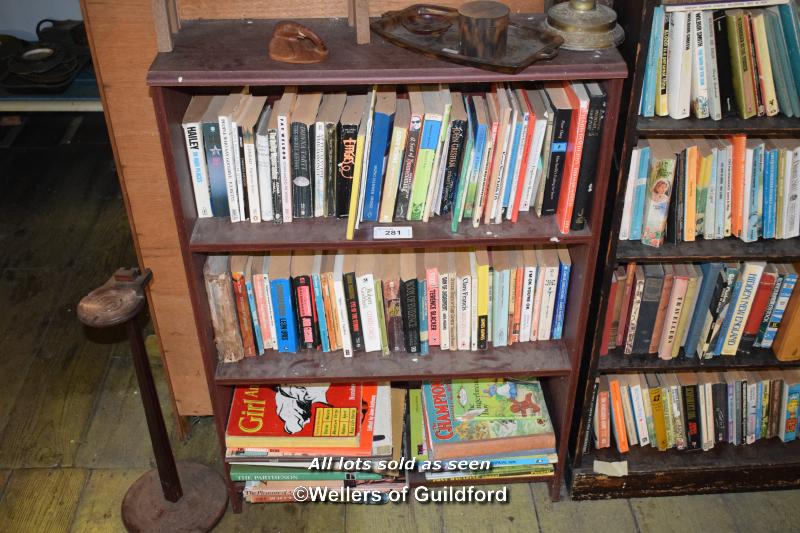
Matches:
[619,137,800,248]
[409,378,557,483]
[602,261,798,359]
[226,382,406,503]
[181,82,608,237]
[640,0,800,120]
[204,247,572,363]
[592,370,800,453]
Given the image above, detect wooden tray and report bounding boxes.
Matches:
[370,6,563,74]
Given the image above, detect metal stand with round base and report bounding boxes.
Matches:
[543,0,624,51]
[78,268,228,533]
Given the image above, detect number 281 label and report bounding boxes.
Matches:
[373,226,413,240]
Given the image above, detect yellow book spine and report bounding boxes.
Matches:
[650,387,667,451]
[345,133,367,240]
[751,14,779,117]
[684,146,698,241]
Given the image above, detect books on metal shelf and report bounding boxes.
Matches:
[181,82,609,238]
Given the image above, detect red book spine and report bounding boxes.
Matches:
[232,273,257,357]
[511,92,535,222]
[743,272,776,335]
[294,275,319,349]
[601,278,619,356]
[556,82,589,234]
[426,267,440,346]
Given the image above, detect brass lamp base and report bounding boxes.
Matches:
[543,0,624,51]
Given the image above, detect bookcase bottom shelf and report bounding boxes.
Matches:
[616,237,800,262]
[215,341,571,384]
[571,440,800,499]
[598,349,800,373]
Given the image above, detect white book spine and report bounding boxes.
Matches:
[787,148,800,238]
[356,274,381,352]
[243,138,261,223]
[665,0,788,11]
[520,117,548,212]
[470,273,479,351]
[724,144,733,237]
[746,382,757,444]
[704,11,723,120]
[439,273,450,351]
[690,11,710,119]
[182,121,213,218]
[314,121,326,218]
[537,266,559,341]
[218,116,241,222]
[619,148,641,241]
[705,149,718,239]
[742,147,755,242]
[457,275,472,351]
[624,278,645,354]
[492,120,514,223]
[530,269,544,341]
[721,262,765,355]
[667,12,692,119]
[630,384,650,447]
[671,385,686,450]
[727,382,735,444]
[505,113,529,221]
[472,124,497,228]
[519,266,536,343]
[448,274,458,350]
[277,115,293,223]
[703,382,714,450]
[230,122,246,219]
[333,278,353,358]
[716,144,728,239]
[256,132,274,222]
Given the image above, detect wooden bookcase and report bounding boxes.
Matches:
[569,0,800,499]
[146,17,626,511]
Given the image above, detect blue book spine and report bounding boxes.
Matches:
[270,279,299,353]
[502,120,524,209]
[362,112,394,221]
[747,146,763,241]
[763,149,778,239]
[311,273,330,353]
[630,146,651,241]
[418,280,429,355]
[642,6,665,117]
[755,381,763,440]
[713,278,743,356]
[470,124,488,184]
[684,263,724,358]
[245,279,264,355]
[761,273,798,347]
[551,261,571,340]
[421,118,442,152]
[489,456,553,467]
[782,386,800,442]
[779,3,800,98]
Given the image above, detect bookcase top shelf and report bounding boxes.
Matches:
[189,215,590,252]
[214,340,571,385]
[616,237,800,262]
[147,18,627,87]
[599,350,800,373]
[637,115,800,136]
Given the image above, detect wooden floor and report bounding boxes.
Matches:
[0,113,798,533]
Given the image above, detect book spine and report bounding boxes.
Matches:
[290,123,313,218]
[656,13,671,116]
[332,277,354,358]
[320,274,338,351]
[277,114,293,222]
[374,282,390,356]
[383,277,404,352]
[449,274,458,349]
[541,108,571,215]
[631,385,650,446]
[325,123,337,217]
[394,116,421,220]
[343,272,364,352]
[624,278,645,354]
[713,11,738,117]
[243,133,261,223]
[218,115,241,222]
[294,275,319,349]
[741,272,776,349]
[764,149,778,239]
[270,279,298,353]
[441,119,467,215]
[683,385,701,449]
[256,132,274,222]
[379,125,408,223]
[630,148,651,241]
[183,121,214,217]
[314,122,326,218]
[642,6,664,117]
[721,264,764,355]
[201,122,230,217]
[356,274,382,353]
[760,273,797,348]
[457,274,472,350]
[426,268,440,346]
[267,130,283,224]
[362,112,393,222]
[245,278,264,354]
[705,11,723,120]
[728,13,758,118]
[552,260,571,341]
[401,278,420,353]
[570,91,607,231]
[691,11,710,118]
[232,273,256,356]
[417,280,429,355]
[409,116,442,220]
[439,272,450,350]
[312,273,330,352]
[658,278,687,359]
[336,124,359,218]
[670,385,686,450]
[519,266,536,344]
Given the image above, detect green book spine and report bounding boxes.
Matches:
[230,466,383,482]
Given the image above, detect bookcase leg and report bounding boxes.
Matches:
[548,470,563,501]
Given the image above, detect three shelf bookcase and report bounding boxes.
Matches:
[570,0,800,500]
[147,16,626,510]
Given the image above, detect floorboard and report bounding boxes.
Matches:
[0,468,87,533]
[531,483,637,533]
[70,469,147,533]
[630,494,738,533]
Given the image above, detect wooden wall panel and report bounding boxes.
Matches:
[81,0,211,416]
[177,0,544,20]
[82,0,545,418]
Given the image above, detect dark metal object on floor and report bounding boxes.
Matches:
[371,5,562,74]
[542,0,624,51]
[78,268,227,532]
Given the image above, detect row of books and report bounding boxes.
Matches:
[640,1,800,120]
[592,370,800,454]
[408,378,557,483]
[225,383,406,503]
[204,248,573,363]
[602,261,798,359]
[620,137,800,248]
[181,82,608,238]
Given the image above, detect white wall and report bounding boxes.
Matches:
[1,0,83,41]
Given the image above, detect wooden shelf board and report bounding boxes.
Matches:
[637,114,800,135]
[572,439,800,499]
[598,348,800,373]
[215,341,571,385]
[190,215,590,252]
[616,237,800,262]
[147,18,627,87]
